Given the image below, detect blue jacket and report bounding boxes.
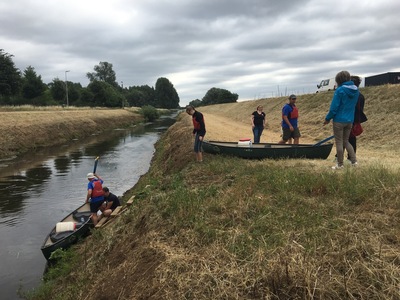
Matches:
[325,81,359,123]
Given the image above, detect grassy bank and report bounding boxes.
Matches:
[0,107,142,158]
[26,85,400,299]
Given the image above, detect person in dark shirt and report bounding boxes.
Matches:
[251,105,266,143]
[100,187,121,217]
[186,105,206,162]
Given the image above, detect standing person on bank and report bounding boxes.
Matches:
[100,187,121,217]
[348,75,367,156]
[186,105,206,162]
[279,94,301,144]
[251,105,266,143]
[85,172,105,226]
[323,71,359,169]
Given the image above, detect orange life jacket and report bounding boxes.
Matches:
[91,180,104,198]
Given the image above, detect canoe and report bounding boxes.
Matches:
[41,202,93,261]
[202,140,333,159]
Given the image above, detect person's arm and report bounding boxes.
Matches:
[86,187,92,203]
[282,115,293,130]
[251,114,255,128]
[263,113,266,128]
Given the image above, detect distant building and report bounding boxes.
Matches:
[365,72,400,86]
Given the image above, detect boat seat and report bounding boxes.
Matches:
[50,231,74,243]
[73,211,91,222]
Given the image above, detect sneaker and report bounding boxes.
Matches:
[351,162,358,167]
[332,165,344,170]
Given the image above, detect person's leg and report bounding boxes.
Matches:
[257,126,264,143]
[90,201,102,226]
[278,128,289,144]
[293,128,301,144]
[343,123,356,164]
[253,127,260,143]
[333,122,345,166]
[194,133,203,162]
[348,135,357,155]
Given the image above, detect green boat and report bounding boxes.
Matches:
[41,202,93,261]
[202,140,333,159]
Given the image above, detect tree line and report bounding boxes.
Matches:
[0,49,238,108]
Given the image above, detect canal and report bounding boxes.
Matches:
[0,113,177,299]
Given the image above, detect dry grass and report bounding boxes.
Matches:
[0,107,142,158]
[28,85,400,300]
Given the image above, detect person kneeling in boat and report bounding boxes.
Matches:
[100,187,121,217]
[85,172,105,226]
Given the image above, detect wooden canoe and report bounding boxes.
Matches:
[202,140,333,159]
[41,202,93,261]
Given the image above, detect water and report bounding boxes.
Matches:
[0,113,177,299]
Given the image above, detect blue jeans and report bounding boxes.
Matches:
[252,126,264,143]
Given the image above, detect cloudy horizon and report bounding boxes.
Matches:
[1,0,399,105]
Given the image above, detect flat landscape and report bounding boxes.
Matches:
[22,85,400,300]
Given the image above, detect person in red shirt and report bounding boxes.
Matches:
[186,105,206,162]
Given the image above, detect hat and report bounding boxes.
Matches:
[87,172,95,179]
[289,94,297,100]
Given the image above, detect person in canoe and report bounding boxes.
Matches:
[85,172,105,225]
[279,94,301,144]
[186,105,206,162]
[100,187,121,217]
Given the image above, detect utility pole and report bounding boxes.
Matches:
[65,70,70,106]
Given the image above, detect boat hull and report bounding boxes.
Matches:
[202,140,333,159]
[41,203,93,261]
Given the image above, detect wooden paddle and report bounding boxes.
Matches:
[313,135,334,146]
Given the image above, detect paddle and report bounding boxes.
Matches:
[93,156,100,173]
[313,135,334,146]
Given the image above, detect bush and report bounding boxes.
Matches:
[140,105,160,122]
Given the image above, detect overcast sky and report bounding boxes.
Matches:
[1,0,399,105]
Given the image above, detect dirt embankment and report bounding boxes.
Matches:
[0,108,142,159]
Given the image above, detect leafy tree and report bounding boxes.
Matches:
[126,85,156,107]
[87,62,117,87]
[202,87,238,105]
[22,66,46,100]
[0,49,22,102]
[87,80,123,107]
[79,88,94,106]
[49,78,66,103]
[188,99,202,107]
[155,77,180,108]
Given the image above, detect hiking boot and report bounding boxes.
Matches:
[332,165,344,170]
[351,162,358,167]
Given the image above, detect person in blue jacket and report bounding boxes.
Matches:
[323,70,359,169]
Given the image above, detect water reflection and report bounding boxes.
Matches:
[0,112,178,300]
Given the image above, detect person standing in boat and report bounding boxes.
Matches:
[85,172,105,226]
[251,105,266,143]
[279,94,301,144]
[100,187,121,217]
[186,105,206,162]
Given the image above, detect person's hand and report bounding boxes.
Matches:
[289,126,294,132]
[323,120,330,125]
[199,136,204,141]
